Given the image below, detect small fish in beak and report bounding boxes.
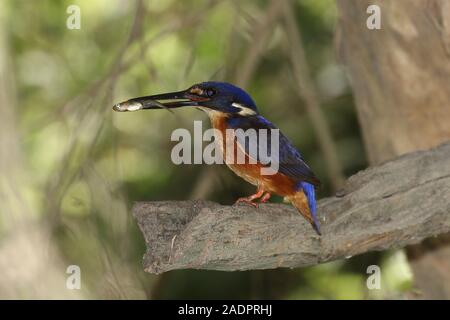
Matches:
[113,98,175,113]
[112,89,201,113]
[112,100,143,112]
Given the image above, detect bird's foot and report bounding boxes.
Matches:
[234,197,259,208]
[259,192,271,203]
[234,189,265,208]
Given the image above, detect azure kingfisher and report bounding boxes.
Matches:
[113,82,321,235]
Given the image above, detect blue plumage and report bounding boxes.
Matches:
[299,181,320,234]
[199,81,258,111]
[227,115,320,187]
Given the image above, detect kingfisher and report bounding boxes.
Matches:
[113,82,321,235]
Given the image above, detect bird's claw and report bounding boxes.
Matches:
[234,197,259,208]
[234,191,272,207]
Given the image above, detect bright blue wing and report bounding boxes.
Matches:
[226,115,320,187]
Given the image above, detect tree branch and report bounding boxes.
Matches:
[133,142,450,274]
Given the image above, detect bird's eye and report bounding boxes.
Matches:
[205,88,216,97]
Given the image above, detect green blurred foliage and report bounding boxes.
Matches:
[1,0,412,299]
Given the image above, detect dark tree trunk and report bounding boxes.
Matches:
[336,0,450,299]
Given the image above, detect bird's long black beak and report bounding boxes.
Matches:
[112,89,206,112]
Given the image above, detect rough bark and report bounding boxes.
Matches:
[336,0,450,298]
[133,142,450,274]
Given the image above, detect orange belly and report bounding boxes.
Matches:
[209,114,296,196]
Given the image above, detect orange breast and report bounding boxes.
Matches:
[209,114,296,196]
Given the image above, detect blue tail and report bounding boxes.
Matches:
[300,182,321,235]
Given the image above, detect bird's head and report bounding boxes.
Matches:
[113,81,259,116]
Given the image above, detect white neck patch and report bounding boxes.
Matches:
[232,102,257,116]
